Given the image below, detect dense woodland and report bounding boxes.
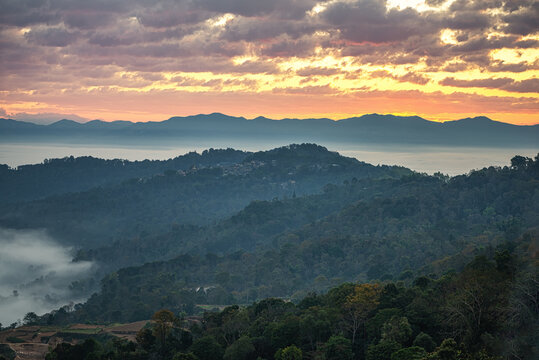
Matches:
[44,241,537,360]
[0,148,249,203]
[0,144,537,359]
[63,151,538,319]
[0,144,409,246]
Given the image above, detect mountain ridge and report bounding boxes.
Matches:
[3,112,537,128]
[1,113,538,147]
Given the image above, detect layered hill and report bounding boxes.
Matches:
[64,154,539,323]
[2,113,538,147]
[0,144,409,248]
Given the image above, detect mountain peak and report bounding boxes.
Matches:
[252,116,271,121]
[456,116,494,123]
[442,116,509,127]
[166,113,245,122]
[49,119,83,127]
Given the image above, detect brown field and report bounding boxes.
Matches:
[0,320,150,360]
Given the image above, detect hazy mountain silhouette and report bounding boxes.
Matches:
[1,113,537,147]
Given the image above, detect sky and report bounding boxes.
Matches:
[0,0,538,125]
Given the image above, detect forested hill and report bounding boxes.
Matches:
[56,154,538,326]
[0,148,249,203]
[0,144,410,247]
[6,151,538,360]
[44,242,538,360]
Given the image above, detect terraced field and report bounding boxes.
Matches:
[0,321,150,360]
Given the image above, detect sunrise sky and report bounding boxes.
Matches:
[0,0,538,124]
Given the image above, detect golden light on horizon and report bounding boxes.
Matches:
[0,0,537,125]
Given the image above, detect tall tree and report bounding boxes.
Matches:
[343,283,381,344]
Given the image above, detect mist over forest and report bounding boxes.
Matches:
[0,228,94,326]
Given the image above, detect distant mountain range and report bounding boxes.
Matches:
[1,113,538,147]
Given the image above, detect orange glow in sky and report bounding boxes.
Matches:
[0,0,537,125]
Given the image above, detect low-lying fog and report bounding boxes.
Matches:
[0,228,94,326]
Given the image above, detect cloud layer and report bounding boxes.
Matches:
[0,0,537,123]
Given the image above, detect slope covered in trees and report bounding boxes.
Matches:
[0,144,409,247]
[2,148,537,360]
[42,154,539,326]
[44,238,538,360]
[0,148,249,203]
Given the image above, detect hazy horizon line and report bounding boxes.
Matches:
[4,112,539,127]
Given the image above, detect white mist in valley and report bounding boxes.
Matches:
[0,228,95,326]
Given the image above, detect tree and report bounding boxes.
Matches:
[445,259,507,348]
[275,345,302,360]
[343,283,381,344]
[425,338,459,360]
[223,336,255,360]
[381,316,412,345]
[190,336,224,360]
[0,344,16,360]
[366,340,401,360]
[391,346,426,360]
[413,332,436,353]
[173,353,199,360]
[221,307,249,346]
[152,309,179,356]
[23,312,39,326]
[323,335,353,360]
[299,307,334,350]
[136,328,156,352]
[510,155,530,170]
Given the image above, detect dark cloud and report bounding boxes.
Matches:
[62,10,117,29]
[137,8,211,28]
[322,0,436,43]
[87,25,195,47]
[195,0,277,17]
[440,77,514,88]
[88,32,137,47]
[0,0,61,27]
[487,61,534,73]
[25,26,79,47]
[501,78,539,93]
[448,35,523,53]
[501,2,539,36]
[194,0,319,19]
[442,62,470,72]
[448,0,504,12]
[371,70,429,85]
[425,0,447,6]
[260,36,317,57]
[231,61,280,74]
[221,17,319,42]
[397,72,429,85]
[388,54,422,65]
[439,76,539,93]
[50,0,129,13]
[443,11,491,30]
[0,0,537,101]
